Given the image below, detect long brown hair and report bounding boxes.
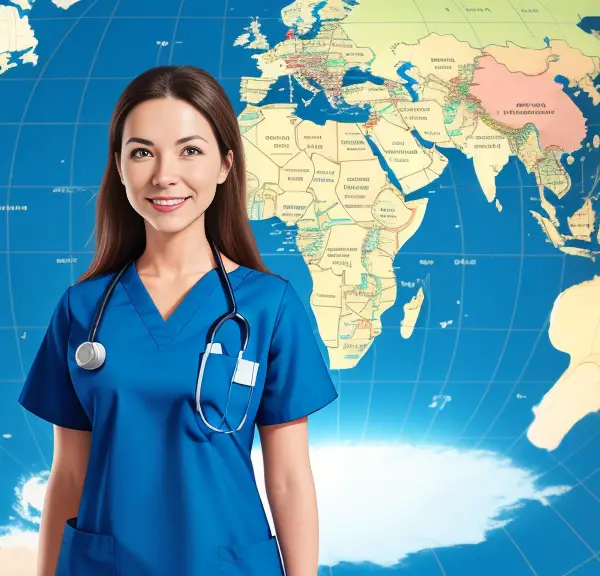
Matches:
[77,65,272,284]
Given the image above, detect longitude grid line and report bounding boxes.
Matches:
[523,302,600,477]
[504,0,537,38]
[549,505,600,561]
[422,161,466,441]
[561,553,600,576]
[545,451,600,506]
[360,341,376,441]
[455,158,526,440]
[218,0,229,79]
[5,0,103,472]
[399,273,431,436]
[410,0,430,35]
[68,0,123,288]
[498,221,600,459]
[532,428,600,483]
[336,369,341,438]
[502,526,538,575]
[167,0,187,64]
[472,254,567,451]
[479,251,600,565]
[429,548,448,576]
[581,464,600,484]
[449,0,485,47]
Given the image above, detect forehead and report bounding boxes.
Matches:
[122,98,216,143]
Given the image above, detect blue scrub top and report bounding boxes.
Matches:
[18,263,338,576]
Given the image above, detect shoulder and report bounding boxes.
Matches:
[68,271,116,317]
[242,267,292,309]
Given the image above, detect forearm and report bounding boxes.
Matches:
[266,473,319,576]
[37,470,84,576]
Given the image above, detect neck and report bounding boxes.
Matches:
[137,216,217,278]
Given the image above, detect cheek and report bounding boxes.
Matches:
[188,159,221,185]
[123,166,150,191]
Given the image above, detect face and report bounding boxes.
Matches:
[115,97,233,235]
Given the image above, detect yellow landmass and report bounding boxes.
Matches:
[443,101,478,149]
[530,210,565,248]
[302,195,428,369]
[342,81,410,108]
[401,287,424,339]
[560,246,599,259]
[281,0,351,35]
[10,0,32,9]
[0,5,38,75]
[538,154,571,200]
[252,22,375,107]
[463,118,512,204]
[393,101,453,147]
[241,100,433,369]
[338,0,600,85]
[279,150,314,192]
[527,275,600,451]
[567,198,595,241]
[484,40,600,105]
[365,118,448,194]
[594,135,600,149]
[392,33,482,84]
[517,131,558,224]
[240,76,279,105]
[51,0,81,8]
[249,105,301,167]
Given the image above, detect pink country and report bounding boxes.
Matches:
[470,55,587,153]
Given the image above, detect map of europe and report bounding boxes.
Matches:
[0,0,599,574]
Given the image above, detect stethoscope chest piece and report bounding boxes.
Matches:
[76,341,106,370]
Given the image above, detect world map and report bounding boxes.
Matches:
[0,0,599,574]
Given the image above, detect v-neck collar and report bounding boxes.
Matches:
[120,261,250,349]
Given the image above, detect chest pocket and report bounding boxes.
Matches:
[194,342,260,434]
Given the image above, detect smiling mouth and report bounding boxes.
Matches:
[148,197,191,206]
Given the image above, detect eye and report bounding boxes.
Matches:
[182,146,203,156]
[129,148,152,159]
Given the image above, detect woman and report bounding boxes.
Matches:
[18,65,338,576]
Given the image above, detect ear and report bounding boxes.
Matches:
[114,151,124,184]
[217,150,234,185]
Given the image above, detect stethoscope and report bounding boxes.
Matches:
[74,238,259,434]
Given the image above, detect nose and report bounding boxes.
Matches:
[151,157,180,188]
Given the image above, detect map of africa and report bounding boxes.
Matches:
[0,0,599,574]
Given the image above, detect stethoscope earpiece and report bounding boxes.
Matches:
[75,341,107,370]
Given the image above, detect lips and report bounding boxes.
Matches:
[147,196,192,212]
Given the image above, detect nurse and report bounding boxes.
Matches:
[18,65,338,576]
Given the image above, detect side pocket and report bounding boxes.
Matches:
[219,534,284,576]
[55,517,115,576]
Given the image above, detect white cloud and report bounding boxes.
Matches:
[254,443,570,567]
[1,444,570,570]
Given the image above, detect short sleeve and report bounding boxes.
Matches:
[18,287,92,431]
[255,281,339,426]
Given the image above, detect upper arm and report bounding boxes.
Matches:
[255,281,339,427]
[52,425,91,485]
[18,286,93,431]
[258,417,310,490]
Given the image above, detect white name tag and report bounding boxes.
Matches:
[233,357,259,387]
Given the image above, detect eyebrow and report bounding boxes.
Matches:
[124,134,208,146]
